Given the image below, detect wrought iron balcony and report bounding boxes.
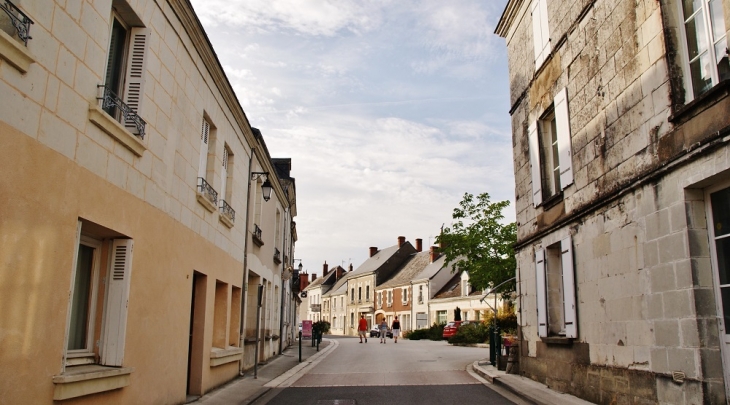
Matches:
[219,199,235,223]
[97,85,146,138]
[273,248,281,264]
[252,224,263,246]
[1,1,33,46]
[197,177,218,205]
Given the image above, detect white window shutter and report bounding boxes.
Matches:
[561,236,577,338]
[531,0,544,67]
[538,0,550,63]
[220,147,228,203]
[198,120,210,181]
[528,122,543,206]
[101,239,134,366]
[122,28,150,135]
[535,248,547,338]
[554,87,574,188]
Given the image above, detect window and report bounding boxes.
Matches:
[402,288,408,304]
[219,145,235,224]
[535,236,577,338]
[101,12,149,136]
[366,285,370,301]
[437,310,447,324]
[378,292,382,307]
[462,280,469,297]
[358,286,362,302]
[418,285,424,304]
[387,290,393,307]
[197,117,219,209]
[350,313,354,328]
[678,0,729,100]
[529,87,573,206]
[213,281,228,349]
[350,288,355,303]
[66,222,133,368]
[531,0,550,69]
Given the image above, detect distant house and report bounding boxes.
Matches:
[429,271,503,325]
[375,240,429,330]
[410,247,456,329]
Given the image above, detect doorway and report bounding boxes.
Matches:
[187,272,206,397]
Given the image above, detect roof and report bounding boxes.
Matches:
[378,251,431,289]
[413,254,447,281]
[432,272,483,300]
[303,276,325,291]
[347,245,400,276]
[323,272,351,297]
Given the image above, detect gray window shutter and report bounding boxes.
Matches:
[528,122,542,206]
[554,87,573,188]
[101,239,134,366]
[561,236,577,338]
[535,248,547,338]
[198,119,210,182]
[122,27,150,135]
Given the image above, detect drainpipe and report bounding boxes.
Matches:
[239,148,255,375]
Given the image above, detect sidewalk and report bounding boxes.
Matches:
[472,361,594,405]
[191,338,333,405]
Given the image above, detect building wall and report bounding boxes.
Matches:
[500,0,730,402]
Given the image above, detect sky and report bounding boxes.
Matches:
[189,0,513,275]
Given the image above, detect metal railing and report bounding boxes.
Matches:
[197,177,218,205]
[1,1,33,46]
[97,85,146,138]
[253,224,263,241]
[273,248,281,262]
[219,199,235,222]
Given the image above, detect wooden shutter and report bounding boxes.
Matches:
[528,122,543,206]
[531,0,550,68]
[198,119,210,181]
[535,248,547,338]
[220,147,229,203]
[561,236,577,338]
[101,239,134,366]
[122,27,150,135]
[554,87,574,188]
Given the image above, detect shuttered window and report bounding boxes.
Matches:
[531,0,550,69]
[535,236,576,338]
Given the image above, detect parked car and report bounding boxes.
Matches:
[370,327,393,338]
[443,320,478,339]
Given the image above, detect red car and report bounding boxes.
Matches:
[442,321,464,339]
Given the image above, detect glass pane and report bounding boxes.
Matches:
[716,38,730,81]
[68,245,94,350]
[716,238,730,285]
[685,15,708,60]
[721,287,730,334]
[682,0,702,18]
[711,187,730,237]
[690,52,714,97]
[709,0,726,39]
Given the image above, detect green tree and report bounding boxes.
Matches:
[437,192,516,292]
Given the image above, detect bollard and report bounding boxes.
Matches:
[316,332,320,351]
[298,331,302,363]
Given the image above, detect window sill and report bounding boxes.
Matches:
[537,191,563,210]
[52,364,133,400]
[0,28,35,73]
[88,104,146,157]
[209,346,243,367]
[196,191,217,213]
[219,211,234,228]
[540,336,574,345]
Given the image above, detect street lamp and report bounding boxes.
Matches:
[251,172,273,202]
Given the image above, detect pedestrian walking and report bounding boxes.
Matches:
[358,314,368,343]
[379,319,388,344]
[392,316,401,343]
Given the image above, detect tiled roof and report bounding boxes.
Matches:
[413,254,447,280]
[432,271,483,300]
[347,244,400,276]
[378,251,431,289]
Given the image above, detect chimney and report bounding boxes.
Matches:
[349,263,353,272]
[369,247,378,257]
[323,261,329,277]
[415,238,423,252]
[430,246,439,263]
[311,273,317,281]
[398,236,406,247]
[300,273,309,290]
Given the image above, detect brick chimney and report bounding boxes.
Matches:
[430,246,439,263]
[415,238,423,252]
[323,261,329,277]
[311,273,317,281]
[300,273,309,290]
[349,263,353,272]
[369,247,378,257]
[398,236,406,247]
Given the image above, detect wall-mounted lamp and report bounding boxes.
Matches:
[251,172,273,202]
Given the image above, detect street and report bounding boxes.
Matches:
[251,336,522,405]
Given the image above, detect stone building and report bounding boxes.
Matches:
[0,0,297,403]
[496,0,730,402]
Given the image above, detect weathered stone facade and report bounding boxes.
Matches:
[497,0,730,403]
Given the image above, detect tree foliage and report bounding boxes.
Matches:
[437,192,516,292]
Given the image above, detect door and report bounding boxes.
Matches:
[706,184,730,396]
[187,272,206,397]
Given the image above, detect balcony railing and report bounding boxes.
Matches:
[1,1,33,46]
[97,85,146,138]
[197,177,218,205]
[252,224,264,246]
[219,199,235,223]
[273,248,281,264]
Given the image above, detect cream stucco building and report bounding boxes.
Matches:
[0,0,297,403]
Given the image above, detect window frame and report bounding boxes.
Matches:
[535,236,577,338]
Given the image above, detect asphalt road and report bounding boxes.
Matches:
[252,336,521,405]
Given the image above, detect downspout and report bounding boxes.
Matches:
[239,148,255,375]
